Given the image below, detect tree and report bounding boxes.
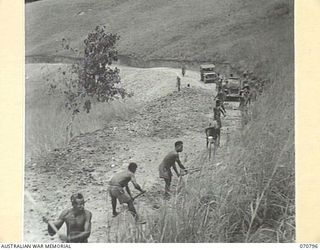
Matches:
[51,25,131,143]
[81,25,127,102]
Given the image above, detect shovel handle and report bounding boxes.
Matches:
[132,191,146,200]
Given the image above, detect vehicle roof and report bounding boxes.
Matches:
[200,64,215,68]
[203,72,217,75]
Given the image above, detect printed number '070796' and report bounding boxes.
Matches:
[300,244,318,249]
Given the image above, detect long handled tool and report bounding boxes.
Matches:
[180,167,201,176]
[132,191,146,201]
[25,190,60,235]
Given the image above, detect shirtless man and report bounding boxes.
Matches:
[46,193,92,243]
[181,64,186,77]
[108,162,145,223]
[205,120,220,148]
[214,87,226,112]
[213,100,226,146]
[84,99,91,113]
[239,90,245,110]
[177,76,181,91]
[213,99,226,128]
[250,85,258,102]
[243,85,251,106]
[159,141,187,197]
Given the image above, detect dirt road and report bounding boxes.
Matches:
[24,66,241,242]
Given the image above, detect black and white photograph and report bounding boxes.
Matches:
[24,0,294,243]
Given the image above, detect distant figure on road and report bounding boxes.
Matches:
[108,163,146,224]
[239,89,249,126]
[159,141,187,198]
[181,64,186,77]
[176,76,181,91]
[216,75,223,91]
[84,99,91,113]
[239,90,246,110]
[243,85,251,106]
[213,99,226,146]
[45,193,92,243]
[250,85,258,102]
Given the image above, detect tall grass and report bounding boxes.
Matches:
[25,98,136,162]
[108,62,294,242]
[25,63,137,162]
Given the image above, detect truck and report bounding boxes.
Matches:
[200,64,218,84]
[223,76,242,101]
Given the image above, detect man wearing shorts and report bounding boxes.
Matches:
[205,120,220,148]
[159,141,187,197]
[108,163,145,223]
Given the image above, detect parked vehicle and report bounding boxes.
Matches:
[203,72,218,84]
[200,64,216,82]
[223,76,242,101]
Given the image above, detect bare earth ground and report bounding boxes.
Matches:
[24,66,241,242]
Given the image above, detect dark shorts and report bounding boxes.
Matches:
[109,186,131,204]
[159,167,172,180]
[216,119,221,128]
[206,127,220,139]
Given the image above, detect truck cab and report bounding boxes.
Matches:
[200,64,216,82]
[203,72,218,84]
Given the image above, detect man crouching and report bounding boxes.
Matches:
[108,162,146,224]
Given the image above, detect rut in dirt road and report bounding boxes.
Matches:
[24,85,241,242]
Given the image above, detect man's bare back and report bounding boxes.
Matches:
[109,170,135,187]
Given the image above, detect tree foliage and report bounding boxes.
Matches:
[48,25,131,142]
[81,26,128,102]
[53,25,131,114]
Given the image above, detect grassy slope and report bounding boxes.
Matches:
[26,0,293,71]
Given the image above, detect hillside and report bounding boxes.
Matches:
[24,0,294,243]
[24,70,243,242]
[26,0,293,72]
[25,64,213,160]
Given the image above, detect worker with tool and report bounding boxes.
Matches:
[42,193,92,243]
[108,162,146,224]
[159,141,188,198]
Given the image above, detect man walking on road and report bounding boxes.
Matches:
[45,193,92,243]
[177,76,181,91]
[108,163,146,224]
[181,64,186,77]
[159,141,187,198]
